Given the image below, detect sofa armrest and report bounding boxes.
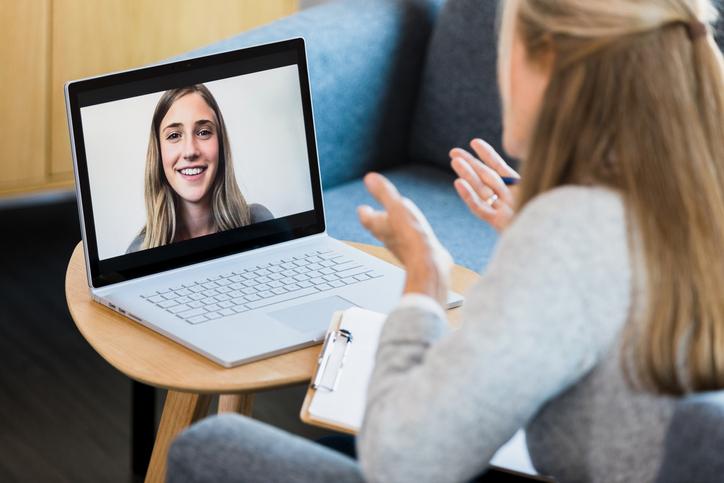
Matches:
[180,0,443,189]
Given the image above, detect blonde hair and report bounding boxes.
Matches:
[499,0,724,395]
[141,84,250,249]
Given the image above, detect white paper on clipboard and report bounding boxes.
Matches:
[307,307,387,431]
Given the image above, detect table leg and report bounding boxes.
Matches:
[145,390,212,483]
[132,381,155,476]
[218,393,255,416]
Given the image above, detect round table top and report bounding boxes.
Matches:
[65,241,479,394]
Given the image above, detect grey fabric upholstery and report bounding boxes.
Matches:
[178,0,444,189]
[325,163,497,270]
[409,0,508,169]
[167,414,364,483]
[655,392,724,483]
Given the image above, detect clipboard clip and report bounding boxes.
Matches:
[311,328,353,392]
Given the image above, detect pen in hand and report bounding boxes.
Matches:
[501,176,520,186]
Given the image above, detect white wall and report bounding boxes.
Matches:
[81,65,314,260]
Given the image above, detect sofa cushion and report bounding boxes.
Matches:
[324,163,498,271]
[655,392,724,483]
[408,0,505,170]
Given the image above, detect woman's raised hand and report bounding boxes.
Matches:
[357,173,452,306]
[450,138,520,232]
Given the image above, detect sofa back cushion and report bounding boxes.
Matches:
[409,0,723,171]
[408,0,505,169]
[187,0,444,189]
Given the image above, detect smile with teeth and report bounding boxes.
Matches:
[178,166,207,176]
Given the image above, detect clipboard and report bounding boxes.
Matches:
[300,307,387,434]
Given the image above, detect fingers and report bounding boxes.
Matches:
[450,156,494,200]
[454,178,515,232]
[449,150,514,206]
[363,172,401,210]
[453,178,495,222]
[357,204,388,241]
[468,138,519,179]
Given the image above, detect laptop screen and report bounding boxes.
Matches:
[67,39,325,287]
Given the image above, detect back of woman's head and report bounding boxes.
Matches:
[501,0,724,395]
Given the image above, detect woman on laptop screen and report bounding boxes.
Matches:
[127,84,273,253]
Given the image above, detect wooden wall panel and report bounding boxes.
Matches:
[48,0,298,181]
[0,1,50,190]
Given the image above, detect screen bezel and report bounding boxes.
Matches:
[66,38,325,288]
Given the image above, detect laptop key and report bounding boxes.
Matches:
[187,315,208,324]
[335,266,369,279]
[258,290,274,299]
[329,280,345,288]
[158,299,179,308]
[179,307,205,319]
[169,304,191,314]
[245,286,318,310]
[219,308,235,317]
[205,311,222,320]
[317,283,333,291]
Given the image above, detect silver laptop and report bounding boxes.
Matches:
[66,38,463,367]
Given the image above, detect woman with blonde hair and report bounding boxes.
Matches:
[167,0,724,481]
[127,84,272,253]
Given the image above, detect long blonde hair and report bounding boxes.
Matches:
[500,0,724,395]
[141,84,250,249]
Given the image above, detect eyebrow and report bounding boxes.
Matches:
[162,119,216,131]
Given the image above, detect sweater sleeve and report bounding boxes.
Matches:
[357,187,628,483]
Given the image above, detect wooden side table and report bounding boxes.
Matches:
[65,241,479,482]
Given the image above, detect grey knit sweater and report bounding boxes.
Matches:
[357,186,676,483]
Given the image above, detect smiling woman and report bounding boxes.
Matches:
[127,84,274,253]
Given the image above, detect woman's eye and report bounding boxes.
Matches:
[166,132,181,141]
[197,129,212,138]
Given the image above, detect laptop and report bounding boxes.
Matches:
[65,38,463,367]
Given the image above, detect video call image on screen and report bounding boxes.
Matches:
[80,65,315,261]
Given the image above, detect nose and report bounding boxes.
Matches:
[182,134,200,161]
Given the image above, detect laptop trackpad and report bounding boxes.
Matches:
[269,296,357,335]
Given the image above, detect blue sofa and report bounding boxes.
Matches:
[184,0,504,272]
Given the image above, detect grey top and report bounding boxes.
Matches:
[357,186,676,483]
[125,203,274,254]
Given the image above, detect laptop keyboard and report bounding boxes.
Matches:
[141,249,382,325]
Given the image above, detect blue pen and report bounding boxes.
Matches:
[501,176,521,186]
